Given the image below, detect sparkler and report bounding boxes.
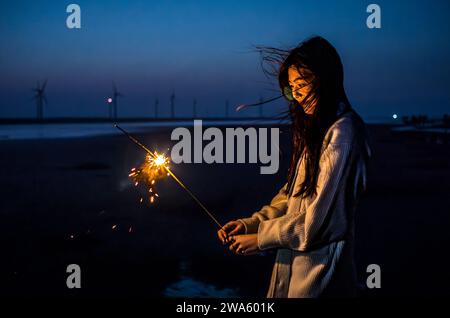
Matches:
[114,124,223,229]
[128,151,168,205]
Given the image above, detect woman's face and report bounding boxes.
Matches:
[288,65,316,114]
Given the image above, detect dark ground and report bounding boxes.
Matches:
[0,123,449,298]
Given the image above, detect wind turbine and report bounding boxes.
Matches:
[225,99,229,118]
[154,98,159,118]
[112,82,123,121]
[193,98,197,118]
[170,92,175,118]
[33,80,47,121]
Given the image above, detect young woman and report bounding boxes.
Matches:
[217,36,371,298]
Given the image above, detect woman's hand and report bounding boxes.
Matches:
[217,220,245,244]
[229,234,260,256]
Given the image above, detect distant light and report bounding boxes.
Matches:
[107,97,113,103]
[392,113,398,119]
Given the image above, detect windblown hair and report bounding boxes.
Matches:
[257,36,367,197]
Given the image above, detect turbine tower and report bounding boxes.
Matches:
[225,99,229,118]
[154,98,159,118]
[34,80,47,121]
[193,98,197,118]
[170,92,175,118]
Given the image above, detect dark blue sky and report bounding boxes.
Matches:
[1,0,449,119]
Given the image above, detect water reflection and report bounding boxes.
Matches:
[163,260,239,298]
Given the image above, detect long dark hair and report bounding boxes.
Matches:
[258,36,363,198]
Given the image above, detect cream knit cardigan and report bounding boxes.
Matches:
[239,109,371,298]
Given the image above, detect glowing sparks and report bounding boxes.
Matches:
[153,153,168,166]
[115,124,223,229]
[128,151,170,205]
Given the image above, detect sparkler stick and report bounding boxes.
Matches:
[114,124,224,229]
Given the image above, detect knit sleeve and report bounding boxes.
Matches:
[238,183,289,234]
[256,142,352,251]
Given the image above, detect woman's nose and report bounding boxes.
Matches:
[293,90,302,99]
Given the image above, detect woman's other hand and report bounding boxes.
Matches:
[229,234,259,256]
[217,220,245,244]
